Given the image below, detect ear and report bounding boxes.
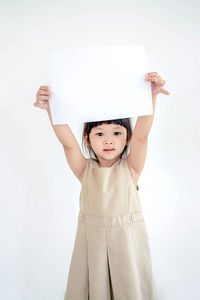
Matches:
[83,135,90,147]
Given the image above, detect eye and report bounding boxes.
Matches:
[96,132,122,136]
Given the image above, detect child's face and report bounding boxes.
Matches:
[87,123,127,161]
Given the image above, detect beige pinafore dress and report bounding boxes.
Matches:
[64,156,158,300]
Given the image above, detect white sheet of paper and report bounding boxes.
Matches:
[42,45,153,125]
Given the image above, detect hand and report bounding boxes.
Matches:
[34,85,52,110]
[145,72,170,96]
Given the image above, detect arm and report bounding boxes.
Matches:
[127,94,157,175]
[127,71,170,175]
[46,107,86,181]
[46,107,78,148]
[132,94,157,139]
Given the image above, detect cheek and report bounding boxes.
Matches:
[91,136,100,147]
[120,134,127,142]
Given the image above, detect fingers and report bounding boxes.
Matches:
[145,75,164,85]
[159,88,170,95]
[145,72,170,95]
[145,74,166,87]
[34,85,51,110]
[37,95,50,101]
[40,85,51,93]
[145,72,164,80]
[37,85,51,95]
[145,72,158,77]
[38,90,51,96]
[145,76,158,82]
[40,85,50,89]
[34,100,49,109]
[36,85,51,101]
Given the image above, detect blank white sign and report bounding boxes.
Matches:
[42,44,153,125]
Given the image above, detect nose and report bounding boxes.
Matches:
[104,139,113,145]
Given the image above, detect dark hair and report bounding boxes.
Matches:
[81,117,136,163]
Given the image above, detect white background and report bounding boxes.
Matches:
[0,0,199,299]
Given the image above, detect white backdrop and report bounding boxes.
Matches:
[0,1,200,299]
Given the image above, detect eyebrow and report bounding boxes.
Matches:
[94,126,123,130]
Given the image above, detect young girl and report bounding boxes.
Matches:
[34,72,170,300]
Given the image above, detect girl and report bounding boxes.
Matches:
[34,72,170,300]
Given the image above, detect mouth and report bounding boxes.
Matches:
[103,149,115,151]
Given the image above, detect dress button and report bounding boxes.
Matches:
[129,215,136,222]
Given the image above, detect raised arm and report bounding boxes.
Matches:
[127,72,170,178]
[34,86,86,182]
[127,95,156,178]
